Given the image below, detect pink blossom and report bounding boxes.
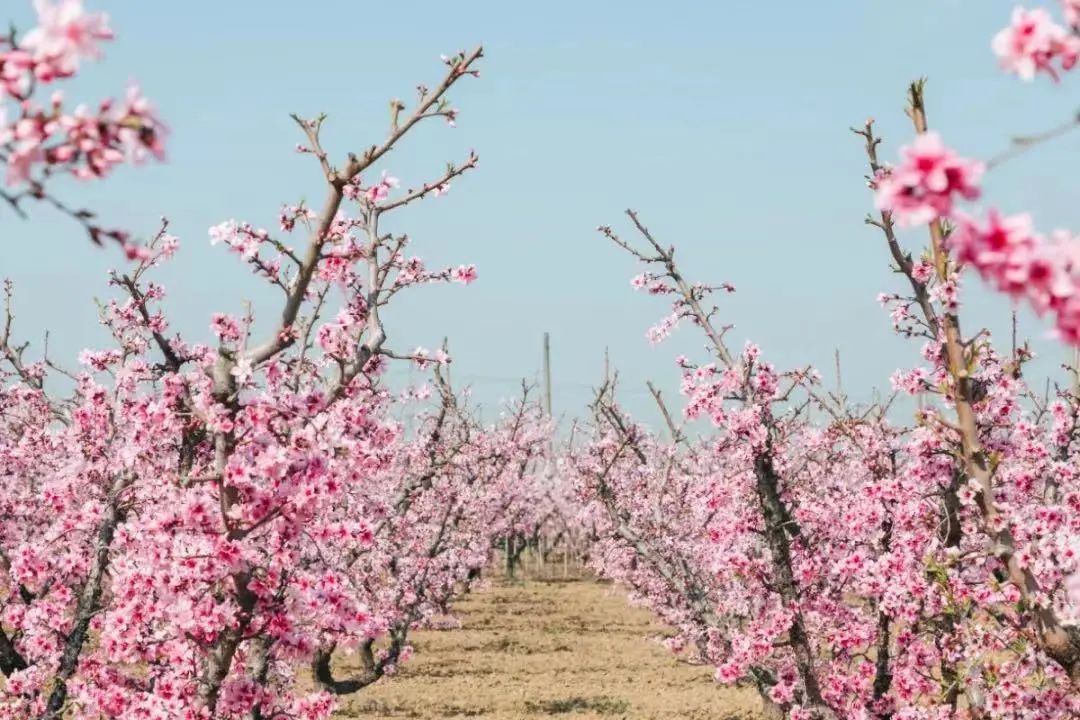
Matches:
[230,356,254,384]
[0,9,166,244]
[365,170,399,203]
[951,210,1038,282]
[5,143,43,185]
[950,210,1080,341]
[452,264,477,284]
[874,131,983,226]
[21,0,114,77]
[209,220,238,245]
[1065,0,1080,27]
[993,6,1080,81]
[646,312,680,344]
[210,313,242,342]
[890,367,929,395]
[114,84,167,163]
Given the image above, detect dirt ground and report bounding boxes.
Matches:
[333,563,763,720]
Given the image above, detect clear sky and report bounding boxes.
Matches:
[3,0,1078,428]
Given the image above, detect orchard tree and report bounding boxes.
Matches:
[0,15,501,715]
[862,0,1080,687]
[580,204,1079,717]
[575,4,1080,717]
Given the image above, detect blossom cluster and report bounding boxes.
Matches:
[1,0,165,253]
[993,5,1080,81]
[869,4,1080,345]
[873,127,1080,345]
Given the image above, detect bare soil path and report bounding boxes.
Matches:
[333,570,762,719]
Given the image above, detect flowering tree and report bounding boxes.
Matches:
[573,384,911,719]
[864,0,1080,686]
[500,456,584,578]
[0,33,511,717]
[1,0,166,255]
[576,209,1079,718]
[310,376,550,693]
[578,214,855,719]
[3,2,1079,720]
[572,5,1080,719]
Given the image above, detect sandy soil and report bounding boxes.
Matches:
[333,565,763,719]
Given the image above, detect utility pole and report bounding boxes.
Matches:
[543,332,552,418]
[542,332,555,485]
[834,348,847,415]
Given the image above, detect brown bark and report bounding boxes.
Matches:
[0,627,27,677]
[753,450,828,712]
[40,474,129,720]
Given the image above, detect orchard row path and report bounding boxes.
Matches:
[333,566,762,720]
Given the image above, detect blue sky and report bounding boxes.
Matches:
[3,0,1078,428]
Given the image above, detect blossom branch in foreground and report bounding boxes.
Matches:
[861,79,1080,704]
[1,1,166,254]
